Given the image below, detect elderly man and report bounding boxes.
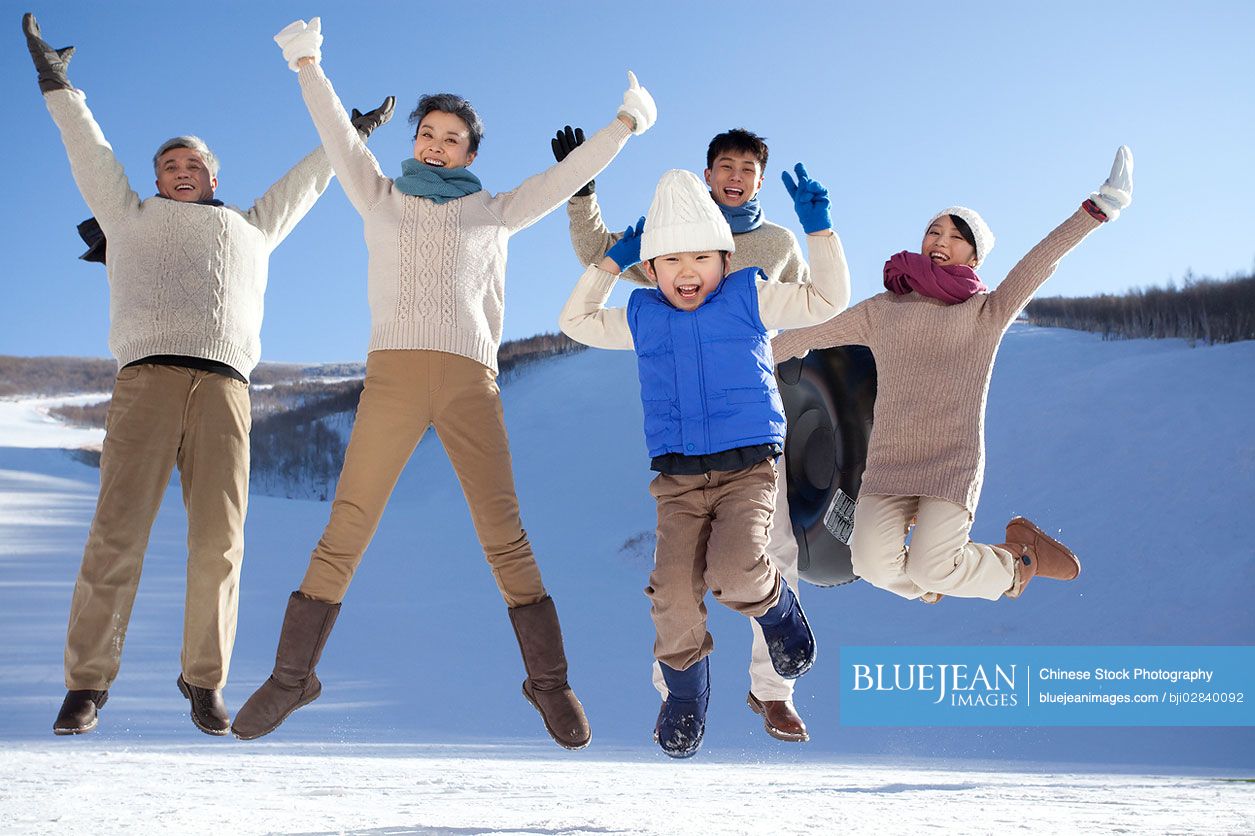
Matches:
[23,12,392,736]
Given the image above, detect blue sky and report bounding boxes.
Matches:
[3,0,1252,364]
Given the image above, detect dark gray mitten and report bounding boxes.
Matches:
[350,96,395,140]
[550,125,594,197]
[22,13,74,93]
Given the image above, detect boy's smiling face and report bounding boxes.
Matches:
[705,150,764,208]
[644,250,730,311]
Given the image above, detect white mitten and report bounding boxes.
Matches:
[617,71,656,135]
[1090,145,1133,221]
[274,17,323,71]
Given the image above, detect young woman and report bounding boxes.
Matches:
[771,147,1133,603]
[232,18,655,749]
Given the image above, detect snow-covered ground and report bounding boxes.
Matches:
[0,393,106,450]
[2,743,1251,835]
[1,325,1253,834]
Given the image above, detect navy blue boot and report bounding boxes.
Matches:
[754,584,816,679]
[654,658,710,759]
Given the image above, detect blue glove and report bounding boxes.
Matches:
[781,163,831,234]
[606,216,646,272]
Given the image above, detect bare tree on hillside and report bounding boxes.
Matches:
[1024,274,1254,345]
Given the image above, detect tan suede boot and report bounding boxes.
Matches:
[231,591,340,740]
[1002,516,1080,598]
[508,596,591,750]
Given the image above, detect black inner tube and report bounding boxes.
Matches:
[777,345,877,588]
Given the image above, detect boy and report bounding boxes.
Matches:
[558,167,848,757]
[555,127,816,741]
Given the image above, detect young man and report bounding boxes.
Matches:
[556,127,815,741]
[24,13,389,736]
[558,167,847,756]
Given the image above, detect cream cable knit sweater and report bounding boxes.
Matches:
[44,89,334,378]
[297,64,633,373]
[772,208,1102,514]
[567,192,809,288]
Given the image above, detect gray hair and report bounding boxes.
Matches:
[408,93,484,153]
[152,135,220,178]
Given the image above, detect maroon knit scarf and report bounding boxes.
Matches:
[883,251,987,304]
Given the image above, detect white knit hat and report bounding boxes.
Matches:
[929,206,995,267]
[640,169,735,261]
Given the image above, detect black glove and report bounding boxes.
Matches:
[350,96,395,140]
[551,125,594,197]
[22,13,74,93]
[76,217,106,264]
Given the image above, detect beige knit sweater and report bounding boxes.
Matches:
[45,89,334,377]
[298,64,633,372]
[566,192,808,287]
[771,208,1102,514]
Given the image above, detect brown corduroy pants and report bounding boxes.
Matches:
[299,350,547,607]
[64,364,251,691]
[646,458,782,671]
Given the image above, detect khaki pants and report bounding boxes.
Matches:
[646,459,782,672]
[851,493,1015,601]
[652,456,799,700]
[300,350,547,607]
[64,365,251,690]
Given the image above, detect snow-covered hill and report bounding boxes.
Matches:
[1,325,1252,833]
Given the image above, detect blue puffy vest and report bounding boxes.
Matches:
[626,267,786,458]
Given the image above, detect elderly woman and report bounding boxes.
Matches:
[232,18,655,749]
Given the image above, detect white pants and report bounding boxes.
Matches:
[652,456,799,701]
[850,494,1015,601]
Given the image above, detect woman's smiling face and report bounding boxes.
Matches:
[921,214,977,268]
[413,110,477,169]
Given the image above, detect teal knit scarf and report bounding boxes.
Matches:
[393,159,483,204]
[718,196,763,234]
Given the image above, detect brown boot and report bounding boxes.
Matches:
[1002,516,1080,598]
[231,591,340,740]
[53,689,108,735]
[508,596,591,750]
[747,692,810,742]
[177,675,230,736]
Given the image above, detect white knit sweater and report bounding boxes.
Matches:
[297,64,633,372]
[45,89,334,378]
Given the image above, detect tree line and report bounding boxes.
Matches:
[1023,273,1255,345]
[0,355,352,399]
[11,333,584,499]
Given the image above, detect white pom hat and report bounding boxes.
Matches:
[929,206,994,267]
[640,169,735,262]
